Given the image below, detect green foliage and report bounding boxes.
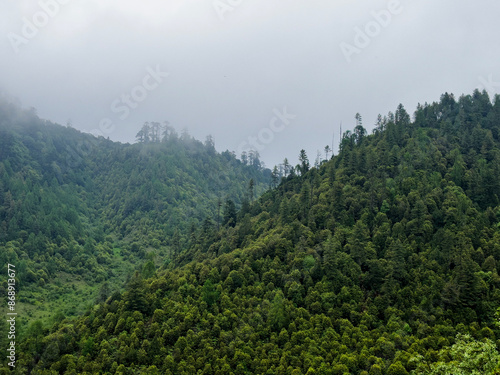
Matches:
[223,198,237,227]
[0,97,270,326]
[5,91,500,373]
[269,290,289,330]
[412,334,500,374]
[201,279,220,306]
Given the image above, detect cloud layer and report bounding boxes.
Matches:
[1,0,499,167]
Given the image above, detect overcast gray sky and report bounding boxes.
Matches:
[1,0,499,168]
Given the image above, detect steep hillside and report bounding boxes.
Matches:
[0,99,270,335]
[12,90,500,375]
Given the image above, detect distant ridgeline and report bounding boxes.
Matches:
[0,98,270,355]
[4,90,500,374]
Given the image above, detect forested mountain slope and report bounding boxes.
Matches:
[6,90,500,374]
[0,99,270,341]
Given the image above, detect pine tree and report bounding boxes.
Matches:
[222,199,237,227]
[297,149,310,175]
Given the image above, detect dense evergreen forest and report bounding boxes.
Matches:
[0,98,270,355]
[3,90,500,374]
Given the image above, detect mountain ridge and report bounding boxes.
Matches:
[3,90,500,374]
[0,99,271,342]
